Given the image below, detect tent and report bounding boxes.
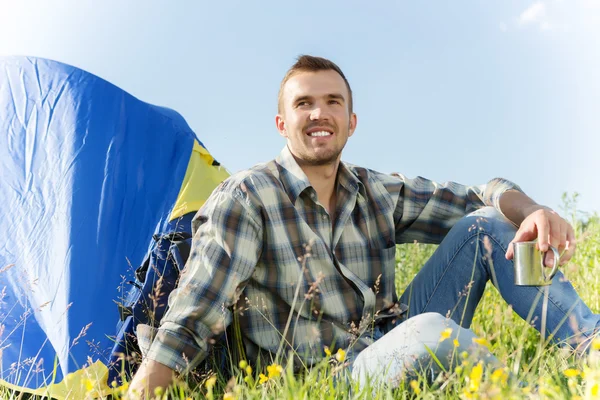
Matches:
[0,56,229,398]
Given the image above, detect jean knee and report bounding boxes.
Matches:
[453,207,517,246]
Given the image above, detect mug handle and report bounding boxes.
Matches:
[540,245,560,282]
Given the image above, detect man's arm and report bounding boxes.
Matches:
[127,181,263,399]
[500,189,576,266]
[392,174,522,244]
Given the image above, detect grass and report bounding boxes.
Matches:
[2,196,599,399]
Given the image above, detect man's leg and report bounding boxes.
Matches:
[399,206,600,347]
[351,313,502,390]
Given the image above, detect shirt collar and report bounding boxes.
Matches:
[275,146,312,204]
[275,145,365,204]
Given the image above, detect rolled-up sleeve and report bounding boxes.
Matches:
[139,180,263,372]
[393,174,522,245]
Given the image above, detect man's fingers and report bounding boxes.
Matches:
[535,212,550,252]
[505,241,514,260]
[506,221,537,259]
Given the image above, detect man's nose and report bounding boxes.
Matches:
[310,106,328,120]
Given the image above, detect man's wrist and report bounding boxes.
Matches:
[498,190,542,226]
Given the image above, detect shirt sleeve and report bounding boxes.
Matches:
[140,179,263,373]
[393,174,523,245]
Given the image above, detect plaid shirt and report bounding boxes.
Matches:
[138,146,521,372]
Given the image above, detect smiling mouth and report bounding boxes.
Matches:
[306,130,333,137]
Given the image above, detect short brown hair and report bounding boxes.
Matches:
[277,55,353,114]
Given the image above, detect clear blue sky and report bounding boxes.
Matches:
[1,0,598,215]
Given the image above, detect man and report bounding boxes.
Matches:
[128,55,598,396]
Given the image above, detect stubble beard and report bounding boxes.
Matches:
[298,147,342,166]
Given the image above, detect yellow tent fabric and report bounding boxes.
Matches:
[169,140,230,221]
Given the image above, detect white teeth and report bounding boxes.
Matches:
[309,131,332,137]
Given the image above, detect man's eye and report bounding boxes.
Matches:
[329,100,340,105]
[298,101,309,106]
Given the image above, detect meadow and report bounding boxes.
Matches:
[3,195,599,399]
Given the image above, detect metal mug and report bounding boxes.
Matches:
[513,241,560,286]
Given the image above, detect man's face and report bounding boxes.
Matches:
[276,70,357,166]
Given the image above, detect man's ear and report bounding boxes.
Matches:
[275,114,288,138]
[348,113,358,138]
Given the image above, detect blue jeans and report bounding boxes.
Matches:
[399,206,599,346]
[351,207,599,388]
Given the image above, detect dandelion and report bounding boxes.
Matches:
[409,380,421,395]
[258,373,269,384]
[267,363,283,378]
[335,348,346,362]
[472,336,490,348]
[439,327,453,342]
[592,338,600,351]
[324,346,332,356]
[453,339,460,347]
[563,368,580,378]
[591,383,599,396]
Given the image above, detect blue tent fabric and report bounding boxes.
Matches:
[0,56,206,392]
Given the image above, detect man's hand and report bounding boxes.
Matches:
[505,206,576,267]
[126,359,176,399]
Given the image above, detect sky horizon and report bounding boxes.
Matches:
[1,0,598,216]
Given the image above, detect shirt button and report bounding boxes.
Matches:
[322,214,327,220]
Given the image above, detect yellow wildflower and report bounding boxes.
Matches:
[84,379,95,392]
[258,373,269,384]
[563,368,580,378]
[491,368,508,384]
[154,387,164,398]
[335,348,346,362]
[453,339,460,347]
[439,328,453,342]
[245,365,253,375]
[267,363,283,378]
[118,381,129,394]
[472,337,490,348]
[324,346,332,356]
[223,392,235,400]
[239,360,248,369]
[469,362,483,392]
[591,383,599,396]
[592,338,600,351]
[205,375,217,389]
[410,380,421,395]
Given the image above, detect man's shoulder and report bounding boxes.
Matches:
[343,162,404,190]
[218,159,282,194]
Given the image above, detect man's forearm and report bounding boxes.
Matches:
[128,359,176,399]
[498,189,547,226]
